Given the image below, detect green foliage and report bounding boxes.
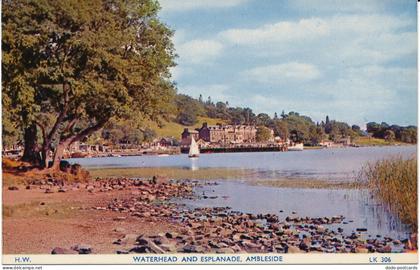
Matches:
[353,137,393,146]
[272,120,289,140]
[3,0,176,165]
[255,113,272,126]
[2,94,21,148]
[309,125,325,145]
[282,112,313,143]
[367,122,417,143]
[256,126,272,142]
[384,129,396,142]
[400,127,417,144]
[101,118,155,145]
[175,94,204,125]
[142,128,157,142]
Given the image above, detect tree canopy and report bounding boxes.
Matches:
[256,126,272,143]
[2,0,176,168]
[367,122,417,143]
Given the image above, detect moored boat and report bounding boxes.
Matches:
[188,137,200,158]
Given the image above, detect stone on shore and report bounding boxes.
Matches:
[71,244,92,254]
[129,237,166,254]
[183,244,204,253]
[287,245,303,253]
[355,247,369,253]
[51,247,78,254]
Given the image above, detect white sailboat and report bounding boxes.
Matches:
[188,136,200,158]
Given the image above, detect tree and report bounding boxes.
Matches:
[175,94,204,125]
[328,125,340,141]
[177,110,197,126]
[281,110,286,119]
[384,130,396,142]
[256,126,272,142]
[283,113,314,143]
[309,126,325,145]
[106,129,125,145]
[142,128,156,143]
[256,113,271,126]
[400,127,417,143]
[3,92,25,150]
[126,129,144,145]
[290,130,305,143]
[3,0,176,169]
[273,120,289,140]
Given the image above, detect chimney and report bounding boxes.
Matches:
[203,122,208,128]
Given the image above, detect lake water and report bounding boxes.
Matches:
[175,181,409,240]
[71,145,416,181]
[69,146,417,240]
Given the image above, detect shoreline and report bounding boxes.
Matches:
[51,144,416,160]
[3,177,416,254]
[86,167,364,190]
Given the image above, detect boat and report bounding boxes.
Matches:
[288,143,304,151]
[188,137,200,158]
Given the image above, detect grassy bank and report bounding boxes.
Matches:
[88,167,362,189]
[88,167,251,180]
[361,156,417,230]
[353,137,412,146]
[255,179,364,189]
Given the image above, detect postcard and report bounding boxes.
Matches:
[2,0,418,268]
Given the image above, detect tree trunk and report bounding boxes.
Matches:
[21,124,41,165]
[40,144,50,169]
[48,119,107,171]
[50,140,70,171]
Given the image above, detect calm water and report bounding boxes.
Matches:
[175,181,410,239]
[69,146,416,239]
[71,146,416,181]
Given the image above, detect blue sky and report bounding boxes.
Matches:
[158,0,417,127]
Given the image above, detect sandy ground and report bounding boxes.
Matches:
[3,185,181,254]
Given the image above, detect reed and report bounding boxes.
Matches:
[360,156,417,231]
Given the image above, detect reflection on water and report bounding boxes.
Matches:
[175,181,411,240]
[190,158,199,171]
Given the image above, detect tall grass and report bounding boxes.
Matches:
[360,156,417,231]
